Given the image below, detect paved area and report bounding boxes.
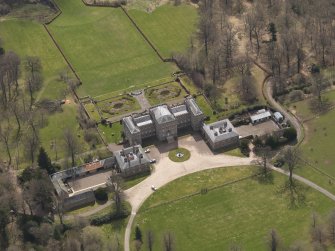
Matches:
[236,120,280,138]
[133,90,151,110]
[68,169,112,194]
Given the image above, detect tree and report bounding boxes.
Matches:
[22,170,54,216]
[147,230,154,251]
[135,225,142,243]
[268,229,280,251]
[63,128,80,167]
[24,56,42,109]
[283,128,297,142]
[37,147,55,174]
[283,147,301,186]
[328,209,335,244]
[0,167,21,249]
[81,226,105,251]
[163,232,174,251]
[268,22,277,42]
[22,127,40,164]
[0,113,13,166]
[0,51,20,109]
[107,171,124,216]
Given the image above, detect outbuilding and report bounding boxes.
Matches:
[273,112,284,123]
[250,110,272,124]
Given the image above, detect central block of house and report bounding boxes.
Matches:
[122,97,205,145]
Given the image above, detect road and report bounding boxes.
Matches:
[263,76,304,144]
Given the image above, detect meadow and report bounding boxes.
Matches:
[128,4,198,58]
[285,90,335,193]
[133,166,335,250]
[49,0,177,97]
[0,19,70,101]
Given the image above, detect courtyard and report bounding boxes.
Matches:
[68,169,113,194]
[235,119,280,138]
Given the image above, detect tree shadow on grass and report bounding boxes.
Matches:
[277,180,306,209]
[253,167,274,185]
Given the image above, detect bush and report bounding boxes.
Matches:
[283,127,297,141]
[94,188,108,202]
[265,135,279,149]
[289,90,304,102]
[90,206,130,226]
[239,139,250,157]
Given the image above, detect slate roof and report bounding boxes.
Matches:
[114,145,151,171]
[151,105,175,124]
[123,116,140,133]
[133,114,153,127]
[171,104,188,117]
[186,98,203,116]
[203,119,239,143]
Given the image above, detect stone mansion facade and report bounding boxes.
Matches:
[123,98,205,145]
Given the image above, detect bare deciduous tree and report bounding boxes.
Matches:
[63,128,80,167]
[163,232,174,251]
[283,146,301,186]
[147,230,154,251]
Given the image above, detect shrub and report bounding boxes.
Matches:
[94,188,108,202]
[90,206,130,226]
[239,139,250,157]
[289,90,304,102]
[265,135,279,149]
[283,127,297,141]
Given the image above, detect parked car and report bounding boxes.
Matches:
[150,159,156,164]
[144,148,150,153]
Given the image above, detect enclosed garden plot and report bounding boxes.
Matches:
[145,81,187,105]
[97,95,141,119]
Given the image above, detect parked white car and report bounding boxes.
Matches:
[144,148,150,153]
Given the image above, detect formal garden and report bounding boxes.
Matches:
[145,81,187,105]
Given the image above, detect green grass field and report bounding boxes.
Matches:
[133,167,334,250]
[48,0,177,97]
[40,103,90,161]
[98,122,123,144]
[284,90,335,193]
[194,95,217,123]
[128,4,198,58]
[0,19,70,101]
[288,90,335,121]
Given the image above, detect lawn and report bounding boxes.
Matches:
[128,4,198,58]
[168,147,190,162]
[145,81,187,105]
[48,0,177,97]
[194,95,217,123]
[40,103,90,161]
[132,166,334,250]
[0,19,70,101]
[297,108,335,188]
[288,90,335,121]
[98,122,123,144]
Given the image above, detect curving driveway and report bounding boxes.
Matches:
[123,135,255,251]
[263,76,304,143]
